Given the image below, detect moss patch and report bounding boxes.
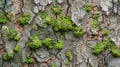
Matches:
[56,39,64,50]
[18,14,30,25]
[25,57,34,64]
[28,34,42,49]
[2,53,13,61]
[50,16,73,31]
[65,51,72,61]
[73,26,85,37]
[43,38,54,49]
[0,14,7,23]
[13,45,20,53]
[92,38,120,57]
[84,4,91,12]
[51,5,62,15]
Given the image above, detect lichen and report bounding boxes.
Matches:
[1,25,9,35]
[65,51,72,61]
[32,24,38,30]
[43,38,54,49]
[73,26,85,37]
[2,53,13,61]
[18,14,30,25]
[56,39,64,50]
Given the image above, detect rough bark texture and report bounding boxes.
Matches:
[0,0,120,67]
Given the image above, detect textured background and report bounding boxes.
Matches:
[0,0,120,67]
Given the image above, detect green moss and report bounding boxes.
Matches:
[25,57,34,64]
[104,30,110,36]
[28,34,42,49]
[93,42,106,54]
[93,38,116,55]
[111,46,120,57]
[118,0,120,4]
[0,14,7,23]
[28,39,42,49]
[51,5,62,15]
[84,4,91,12]
[2,53,13,61]
[6,29,18,40]
[18,14,30,25]
[56,39,64,50]
[92,13,99,19]
[30,33,39,40]
[51,16,73,31]
[39,11,52,24]
[91,19,99,28]
[13,45,20,52]
[43,38,54,49]
[52,63,57,67]
[64,61,70,65]
[102,38,115,49]
[65,51,72,61]
[14,36,20,41]
[73,26,85,37]
[98,27,103,31]
[39,11,48,19]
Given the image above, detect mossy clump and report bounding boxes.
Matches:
[92,12,100,19]
[6,29,19,41]
[51,5,62,15]
[0,14,7,23]
[18,14,30,25]
[84,4,91,12]
[73,26,85,37]
[51,16,73,31]
[56,39,64,50]
[25,57,34,64]
[93,38,116,55]
[2,53,14,61]
[65,51,72,61]
[39,11,48,19]
[13,45,20,53]
[91,19,99,28]
[39,11,52,24]
[28,34,42,49]
[118,0,120,4]
[111,46,120,57]
[104,30,110,36]
[52,63,57,67]
[43,38,54,49]
[93,42,106,54]
[14,36,20,41]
